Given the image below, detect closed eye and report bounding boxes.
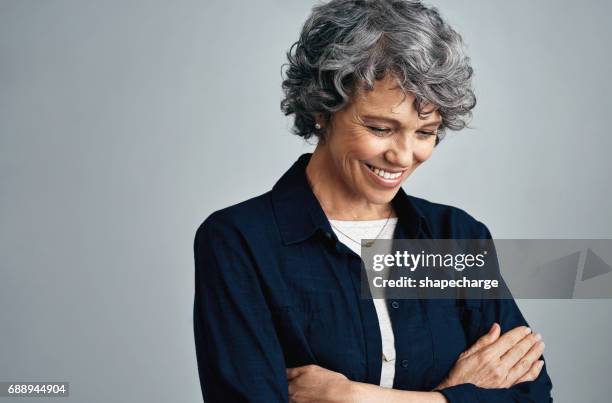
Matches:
[416,131,437,139]
[367,126,392,136]
[367,126,437,140]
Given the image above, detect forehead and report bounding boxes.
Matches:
[351,75,439,123]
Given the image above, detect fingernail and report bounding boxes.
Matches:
[541,342,546,349]
[534,333,542,341]
[525,327,532,334]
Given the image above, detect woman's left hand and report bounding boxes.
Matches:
[286,364,355,403]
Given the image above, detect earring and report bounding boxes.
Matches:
[315,123,321,130]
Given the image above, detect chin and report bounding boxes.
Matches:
[363,188,397,204]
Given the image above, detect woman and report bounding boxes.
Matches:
[193,0,553,402]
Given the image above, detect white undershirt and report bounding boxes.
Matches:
[328,217,398,389]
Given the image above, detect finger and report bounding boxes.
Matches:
[286,367,307,380]
[506,339,546,384]
[483,325,532,358]
[288,380,299,400]
[499,332,542,370]
[461,322,501,359]
[514,359,545,384]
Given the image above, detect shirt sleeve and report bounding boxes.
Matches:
[193,213,289,403]
[438,221,554,403]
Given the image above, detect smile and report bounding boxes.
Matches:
[363,162,407,188]
[365,163,405,179]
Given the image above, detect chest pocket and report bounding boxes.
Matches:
[290,290,366,380]
[425,299,483,381]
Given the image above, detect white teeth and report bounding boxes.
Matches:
[366,163,402,180]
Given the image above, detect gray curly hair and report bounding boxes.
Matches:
[280,0,476,145]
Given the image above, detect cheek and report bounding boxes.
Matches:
[352,132,382,153]
[332,128,372,154]
[345,133,384,162]
[414,143,435,163]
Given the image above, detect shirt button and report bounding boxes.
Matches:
[401,359,409,368]
[391,301,400,309]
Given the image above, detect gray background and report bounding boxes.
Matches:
[1,0,610,401]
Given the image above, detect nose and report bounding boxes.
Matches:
[384,133,414,169]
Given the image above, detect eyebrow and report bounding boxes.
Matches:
[359,114,441,128]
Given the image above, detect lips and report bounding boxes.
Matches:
[362,162,406,188]
[364,163,406,174]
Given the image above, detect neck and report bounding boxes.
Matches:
[305,145,396,221]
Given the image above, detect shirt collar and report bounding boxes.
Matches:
[271,152,430,245]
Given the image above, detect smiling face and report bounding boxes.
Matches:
[317,74,441,206]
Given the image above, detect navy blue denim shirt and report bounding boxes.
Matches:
[193,152,553,403]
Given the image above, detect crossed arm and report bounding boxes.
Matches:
[287,322,548,403]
